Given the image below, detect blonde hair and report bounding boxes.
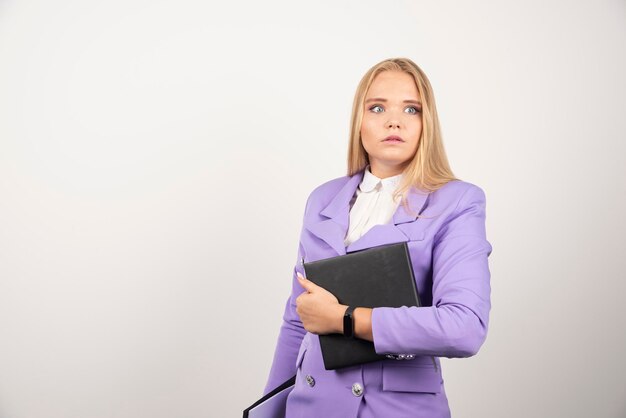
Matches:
[347,57,458,217]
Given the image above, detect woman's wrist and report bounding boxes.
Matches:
[335,304,349,334]
[353,307,373,341]
[333,304,373,341]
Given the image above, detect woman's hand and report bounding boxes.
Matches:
[295,272,346,335]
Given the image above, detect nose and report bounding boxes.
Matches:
[386,119,401,129]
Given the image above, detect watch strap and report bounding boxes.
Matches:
[343,306,357,338]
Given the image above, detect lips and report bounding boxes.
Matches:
[383,135,404,142]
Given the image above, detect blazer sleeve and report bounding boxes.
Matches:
[262,197,311,395]
[371,184,493,358]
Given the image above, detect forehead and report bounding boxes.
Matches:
[366,71,420,99]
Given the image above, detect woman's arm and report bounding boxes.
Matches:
[262,195,314,395]
[370,185,493,358]
[263,243,307,395]
[294,184,492,359]
[297,300,374,341]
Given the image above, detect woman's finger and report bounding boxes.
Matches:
[296,272,316,292]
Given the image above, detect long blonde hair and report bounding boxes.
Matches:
[347,57,458,217]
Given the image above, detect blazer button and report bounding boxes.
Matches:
[351,383,363,397]
[305,375,315,387]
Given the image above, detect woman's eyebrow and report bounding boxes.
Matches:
[365,97,422,105]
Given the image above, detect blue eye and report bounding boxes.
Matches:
[405,106,422,115]
[369,105,384,113]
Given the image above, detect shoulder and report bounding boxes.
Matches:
[310,174,351,197]
[427,179,491,248]
[303,173,353,211]
[428,179,487,210]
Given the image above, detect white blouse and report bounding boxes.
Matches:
[343,165,404,247]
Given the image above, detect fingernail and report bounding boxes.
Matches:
[297,272,304,280]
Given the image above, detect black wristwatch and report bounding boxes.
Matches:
[343,306,357,338]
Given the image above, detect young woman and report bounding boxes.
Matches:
[263,57,493,418]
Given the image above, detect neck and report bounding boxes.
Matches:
[368,162,406,179]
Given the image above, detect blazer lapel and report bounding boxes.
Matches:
[304,170,431,257]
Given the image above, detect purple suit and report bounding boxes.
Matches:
[263,169,493,418]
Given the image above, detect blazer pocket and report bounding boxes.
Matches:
[382,363,442,394]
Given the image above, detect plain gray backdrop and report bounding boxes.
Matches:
[0,0,625,417]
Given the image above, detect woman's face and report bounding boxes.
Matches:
[360,70,422,178]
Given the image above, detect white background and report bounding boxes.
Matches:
[1,1,625,417]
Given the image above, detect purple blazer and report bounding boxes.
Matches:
[263,169,493,418]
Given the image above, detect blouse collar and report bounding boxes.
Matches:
[359,164,404,193]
